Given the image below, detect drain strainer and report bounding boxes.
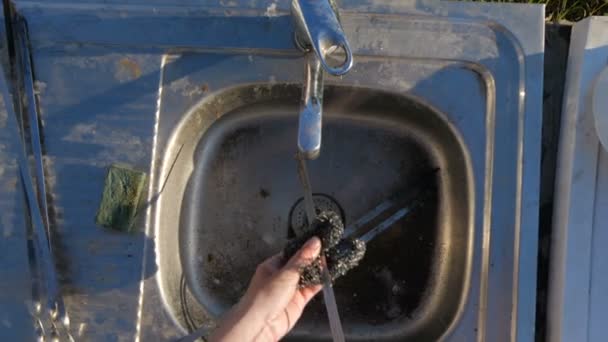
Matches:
[289,194,344,237]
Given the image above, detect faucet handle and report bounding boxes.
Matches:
[291,0,353,76]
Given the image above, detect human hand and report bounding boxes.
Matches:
[209,237,323,342]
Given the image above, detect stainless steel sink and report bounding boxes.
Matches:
[170,84,472,341]
[131,2,545,341]
[1,0,545,340]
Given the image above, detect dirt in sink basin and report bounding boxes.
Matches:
[300,187,439,326]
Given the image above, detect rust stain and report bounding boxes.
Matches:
[117,58,142,79]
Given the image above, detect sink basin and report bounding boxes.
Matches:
[175,84,471,340]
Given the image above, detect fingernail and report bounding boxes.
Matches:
[304,237,321,251]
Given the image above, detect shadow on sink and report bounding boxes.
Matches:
[156,84,473,341]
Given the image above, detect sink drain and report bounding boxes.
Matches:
[289,194,344,237]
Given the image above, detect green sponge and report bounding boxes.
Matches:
[95,164,147,232]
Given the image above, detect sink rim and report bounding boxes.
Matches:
[125,2,544,340]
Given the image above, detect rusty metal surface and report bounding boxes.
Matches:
[1,0,545,340]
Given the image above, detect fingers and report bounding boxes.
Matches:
[299,284,323,304]
[274,237,321,284]
[285,237,321,270]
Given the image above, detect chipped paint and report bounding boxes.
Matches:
[168,77,204,98]
[264,2,278,17]
[34,80,47,95]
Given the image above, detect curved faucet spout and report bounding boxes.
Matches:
[292,0,353,159]
[298,54,324,160]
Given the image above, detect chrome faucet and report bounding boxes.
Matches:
[292,0,353,159]
[291,2,353,342]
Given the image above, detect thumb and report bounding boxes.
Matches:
[281,237,322,280]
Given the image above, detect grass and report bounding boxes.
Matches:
[464,0,608,22]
